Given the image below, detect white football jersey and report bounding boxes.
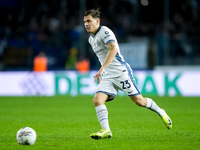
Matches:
[88,25,133,78]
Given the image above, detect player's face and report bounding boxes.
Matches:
[84,15,100,35]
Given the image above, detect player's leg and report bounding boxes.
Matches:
[130,94,163,115]
[130,95,172,129]
[115,71,172,129]
[90,92,112,139]
[93,92,110,131]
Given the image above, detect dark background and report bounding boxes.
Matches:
[0,0,199,71]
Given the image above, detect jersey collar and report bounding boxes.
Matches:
[91,25,102,37]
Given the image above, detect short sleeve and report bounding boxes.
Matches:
[100,27,116,45]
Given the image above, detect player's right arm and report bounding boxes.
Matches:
[94,41,118,84]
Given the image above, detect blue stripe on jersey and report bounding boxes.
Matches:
[91,25,102,38]
[96,91,116,101]
[128,93,140,97]
[96,90,116,97]
[105,39,115,45]
[115,53,141,94]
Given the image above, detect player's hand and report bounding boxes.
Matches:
[94,71,102,84]
[94,67,104,84]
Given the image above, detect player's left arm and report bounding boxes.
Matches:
[94,41,118,83]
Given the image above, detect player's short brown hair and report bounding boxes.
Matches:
[84,8,101,19]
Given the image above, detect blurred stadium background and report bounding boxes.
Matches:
[0,0,200,97]
[1,1,200,149]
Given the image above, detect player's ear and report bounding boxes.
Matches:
[96,18,100,25]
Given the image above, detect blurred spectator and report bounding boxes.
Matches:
[76,56,90,72]
[65,47,78,70]
[33,51,47,72]
[0,0,200,70]
[0,39,7,70]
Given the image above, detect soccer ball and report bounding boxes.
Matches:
[16,127,37,145]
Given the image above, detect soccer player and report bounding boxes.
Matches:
[84,8,172,140]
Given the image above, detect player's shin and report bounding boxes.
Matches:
[95,105,110,131]
[146,98,163,116]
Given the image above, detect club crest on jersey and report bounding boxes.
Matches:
[94,40,101,47]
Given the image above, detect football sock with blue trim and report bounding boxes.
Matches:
[95,105,110,131]
[146,98,163,116]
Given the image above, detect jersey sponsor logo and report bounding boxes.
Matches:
[95,49,104,54]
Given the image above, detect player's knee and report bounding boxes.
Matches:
[93,97,102,107]
[93,93,108,107]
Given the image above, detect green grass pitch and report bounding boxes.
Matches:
[0,95,200,150]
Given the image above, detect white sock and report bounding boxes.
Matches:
[95,105,110,131]
[146,98,163,116]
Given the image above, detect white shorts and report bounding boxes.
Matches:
[96,72,141,101]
